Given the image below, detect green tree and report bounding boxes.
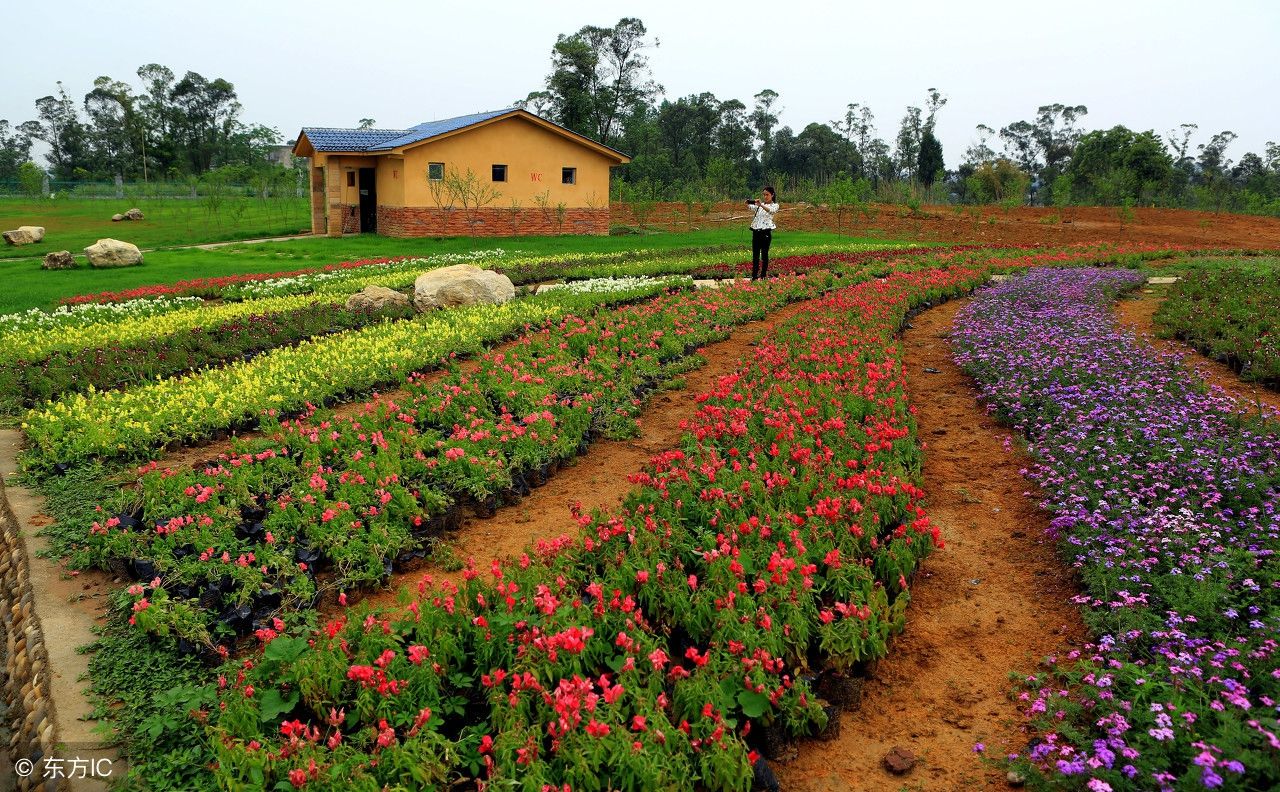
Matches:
[31,82,90,179]
[917,130,944,186]
[529,17,659,148]
[0,120,37,181]
[749,89,781,159]
[17,161,45,196]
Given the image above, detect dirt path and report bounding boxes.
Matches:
[1116,290,1280,415]
[778,299,1087,791]
[351,300,811,608]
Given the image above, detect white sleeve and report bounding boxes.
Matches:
[761,202,779,215]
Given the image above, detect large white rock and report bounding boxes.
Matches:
[346,285,411,312]
[85,238,143,268]
[413,264,515,312]
[3,225,45,245]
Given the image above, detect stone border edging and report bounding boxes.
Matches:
[0,472,58,792]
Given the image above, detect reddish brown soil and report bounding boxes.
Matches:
[778,299,1088,791]
[1116,290,1280,415]
[349,299,812,609]
[614,201,1280,249]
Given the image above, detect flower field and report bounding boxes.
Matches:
[1153,259,1280,385]
[10,238,1268,791]
[954,268,1280,791]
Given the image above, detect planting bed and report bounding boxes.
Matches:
[3,240,1250,791]
[954,269,1280,791]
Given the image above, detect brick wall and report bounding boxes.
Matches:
[330,203,360,235]
[377,206,610,238]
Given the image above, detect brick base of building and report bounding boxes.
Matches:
[377,206,611,238]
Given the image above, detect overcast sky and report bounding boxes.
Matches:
[4,0,1277,169]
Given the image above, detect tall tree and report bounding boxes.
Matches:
[31,82,89,179]
[894,106,922,181]
[749,89,781,158]
[917,129,944,186]
[0,120,37,181]
[963,124,998,167]
[530,17,659,147]
[83,76,139,178]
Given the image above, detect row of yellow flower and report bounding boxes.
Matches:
[0,293,336,365]
[19,282,682,471]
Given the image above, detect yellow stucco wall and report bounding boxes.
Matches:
[396,115,615,210]
[376,156,406,207]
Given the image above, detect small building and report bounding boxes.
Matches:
[291,108,630,237]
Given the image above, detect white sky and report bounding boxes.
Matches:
[4,0,1277,168]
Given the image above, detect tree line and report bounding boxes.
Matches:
[0,64,282,185]
[521,18,1280,215]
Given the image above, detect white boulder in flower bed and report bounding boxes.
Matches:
[345,285,410,312]
[413,264,514,312]
[85,238,143,268]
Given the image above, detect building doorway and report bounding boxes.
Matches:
[358,168,377,233]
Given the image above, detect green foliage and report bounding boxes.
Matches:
[916,130,944,186]
[16,161,44,196]
[1153,261,1280,383]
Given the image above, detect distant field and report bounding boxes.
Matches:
[0,194,310,259]
[0,228,890,312]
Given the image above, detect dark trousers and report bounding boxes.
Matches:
[751,228,772,279]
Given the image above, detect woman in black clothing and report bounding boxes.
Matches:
[746,186,778,280]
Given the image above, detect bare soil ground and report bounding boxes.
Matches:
[614,201,1280,249]
[778,299,1087,791]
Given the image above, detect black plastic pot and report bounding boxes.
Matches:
[127,557,157,581]
[294,546,322,567]
[218,604,253,637]
[237,520,266,541]
[752,757,780,792]
[116,513,142,532]
[473,496,498,519]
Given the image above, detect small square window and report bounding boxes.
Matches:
[562,167,576,185]
[428,162,445,181]
[346,171,355,187]
[492,164,507,182]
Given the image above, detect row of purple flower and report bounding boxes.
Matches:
[952,268,1279,791]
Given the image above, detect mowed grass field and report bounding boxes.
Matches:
[0,194,311,260]
[0,228,892,312]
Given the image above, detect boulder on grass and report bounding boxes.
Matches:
[3,226,45,246]
[111,214,125,222]
[85,238,143,268]
[413,264,515,312]
[124,207,144,221]
[42,251,77,270]
[346,285,410,312]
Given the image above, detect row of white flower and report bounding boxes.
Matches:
[0,296,206,337]
[535,275,694,294]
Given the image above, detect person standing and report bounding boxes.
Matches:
[747,186,778,280]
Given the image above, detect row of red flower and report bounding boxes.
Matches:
[200,267,983,790]
[95,273,838,649]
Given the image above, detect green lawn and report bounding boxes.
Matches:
[0,228,900,313]
[0,195,310,260]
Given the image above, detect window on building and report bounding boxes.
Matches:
[562,167,576,185]
[492,164,507,182]
[428,162,445,181]
[346,171,355,187]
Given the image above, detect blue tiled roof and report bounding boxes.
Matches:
[299,108,628,159]
[369,109,517,150]
[300,127,410,152]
